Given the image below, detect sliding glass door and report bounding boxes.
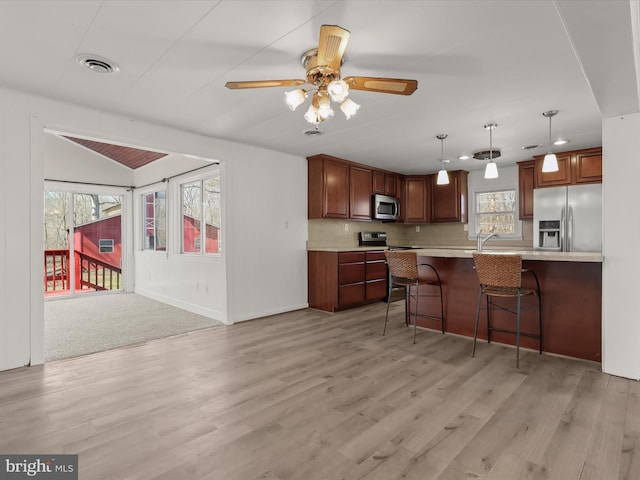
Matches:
[44,189,123,296]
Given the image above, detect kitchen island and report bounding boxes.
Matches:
[407,248,602,362]
[307,246,602,362]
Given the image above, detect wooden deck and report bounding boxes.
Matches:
[0,301,635,479]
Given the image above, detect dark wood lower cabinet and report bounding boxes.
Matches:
[308,250,388,312]
[407,256,602,362]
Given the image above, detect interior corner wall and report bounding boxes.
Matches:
[0,84,309,372]
[602,113,640,380]
[224,147,309,322]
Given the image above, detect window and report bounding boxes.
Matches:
[475,189,517,235]
[99,239,114,253]
[142,190,167,251]
[181,173,220,254]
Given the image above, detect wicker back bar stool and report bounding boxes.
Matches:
[383,250,444,343]
[472,252,542,368]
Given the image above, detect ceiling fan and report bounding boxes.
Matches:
[225,25,418,126]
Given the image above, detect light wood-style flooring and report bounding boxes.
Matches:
[0,301,638,479]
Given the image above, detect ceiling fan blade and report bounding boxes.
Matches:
[317,25,350,71]
[343,76,418,95]
[225,79,306,89]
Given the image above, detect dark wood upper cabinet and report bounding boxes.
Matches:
[517,160,536,220]
[308,154,350,219]
[431,170,468,223]
[573,148,603,184]
[350,165,372,220]
[372,170,399,197]
[385,173,399,197]
[533,146,602,188]
[534,152,573,187]
[372,170,385,194]
[404,176,430,223]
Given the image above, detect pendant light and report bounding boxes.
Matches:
[542,110,559,172]
[484,123,498,179]
[436,134,450,185]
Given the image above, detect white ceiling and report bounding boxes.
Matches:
[0,0,637,174]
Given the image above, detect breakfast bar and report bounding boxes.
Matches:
[308,245,602,362]
[408,249,602,362]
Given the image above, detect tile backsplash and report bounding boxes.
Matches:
[308,219,533,249]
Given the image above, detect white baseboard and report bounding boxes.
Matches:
[134,288,228,324]
[231,303,310,323]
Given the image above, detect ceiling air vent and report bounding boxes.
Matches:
[76,54,119,74]
[304,129,323,136]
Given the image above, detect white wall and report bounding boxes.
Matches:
[225,148,308,322]
[602,113,640,379]
[134,163,228,322]
[0,85,308,372]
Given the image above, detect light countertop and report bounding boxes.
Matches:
[307,246,603,262]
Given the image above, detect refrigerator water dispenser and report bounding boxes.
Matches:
[538,220,561,250]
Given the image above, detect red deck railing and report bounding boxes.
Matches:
[44,249,69,292]
[44,249,122,293]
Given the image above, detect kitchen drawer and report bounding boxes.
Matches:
[339,252,366,263]
[365,251,386,261]
[366,279,387,300]
[366,261,388,280]
[339,262,366,284]
[339,283,366,306]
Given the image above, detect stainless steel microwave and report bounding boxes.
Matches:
[372,194,400,221]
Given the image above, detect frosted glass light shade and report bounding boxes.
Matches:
[284,89,307,110]
[327,79,349,102]
[303,104,320,124]
[316,94,334,120]
[484,160,499,179]
[542,152,559,172]
[340,98,360,119]
[436,168,450,185]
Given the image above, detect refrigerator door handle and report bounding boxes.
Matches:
[560,206,566,252]
[567,206,574,252]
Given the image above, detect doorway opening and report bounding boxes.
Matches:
[44,190,124,297]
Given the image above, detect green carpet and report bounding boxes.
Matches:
[44,293,223,362]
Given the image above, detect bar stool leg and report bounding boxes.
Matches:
[472,286,483,357]
[538,293,543,354]
[486,295,492,344]
[413,283,418,344]
[516,290,522,368]
[383,280,393,336]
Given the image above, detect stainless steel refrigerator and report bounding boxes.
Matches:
[533,184,602,252]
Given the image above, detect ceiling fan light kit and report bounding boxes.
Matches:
[225,24,417,127]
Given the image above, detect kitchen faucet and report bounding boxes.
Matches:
[477,233,500,251]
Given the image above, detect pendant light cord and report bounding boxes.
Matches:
[489,125,493,161]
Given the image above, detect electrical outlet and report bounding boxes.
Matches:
[344,223,349,231]
[416,225,420,233]
[463,224,469,232]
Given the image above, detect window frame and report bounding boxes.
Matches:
[180,173,221,256]
[475,188,518,236]
[141,189,167,252]
[467,167,522,241]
